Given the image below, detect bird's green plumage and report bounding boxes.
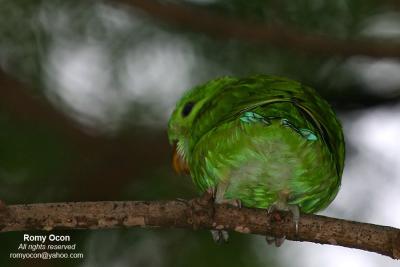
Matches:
[168,75,345,213]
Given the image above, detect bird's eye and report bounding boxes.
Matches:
[182,101,195,117]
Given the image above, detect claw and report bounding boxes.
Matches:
[288,205,300,235]
[265,235,286,247]
[265,235,275,245]
[206,188,216,199]
[234,199,242,208]
[275,236,286,247]
[266,203,300,246]
[209,198,240,244]
[211,230,229,243]
[209,187,241,244]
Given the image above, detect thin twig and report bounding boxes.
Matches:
[114,0,400,58]
[0,199,399,259]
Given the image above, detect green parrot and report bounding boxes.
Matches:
[168,75,345,244]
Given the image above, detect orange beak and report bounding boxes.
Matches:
[172,142,190,175]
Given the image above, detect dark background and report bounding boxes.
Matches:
[0,0,400,266]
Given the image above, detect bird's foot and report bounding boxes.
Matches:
[188,188,242,244]
[265,235,286,247]
[266,204,286,247]
[210,198,242,243]
[265,204,300,247]
[185,189,215,231]
[211,229,229,244]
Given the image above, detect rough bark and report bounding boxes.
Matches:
[0,199,399,260]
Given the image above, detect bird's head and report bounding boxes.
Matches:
[168,76,237,175]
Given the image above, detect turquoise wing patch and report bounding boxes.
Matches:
[240,112,270,124]
[299,128,318,141]
[281,119,318,141]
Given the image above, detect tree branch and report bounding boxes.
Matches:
[1,199,399,259]
[114,0,400,58]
